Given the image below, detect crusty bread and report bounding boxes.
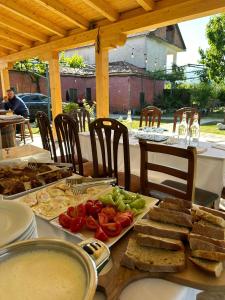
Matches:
[192,220,225,240]
[159,201,191,215]
[163,197,192,209]
[191,250,225,262]
[136,233,184,251]
[192,208,225,228]
[121,238,185,272]
[189,233,225,248]
[148,207,192,228]
[134,219,189,241]
[189,237,225,254]
[198,206,225,220]
[189,257,223,278]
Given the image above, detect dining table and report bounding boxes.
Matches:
[2,144,225,300]
[79,131,225,207]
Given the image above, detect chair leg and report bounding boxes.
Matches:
[21,123,25,144]
[27,122,33,141]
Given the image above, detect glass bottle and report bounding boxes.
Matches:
[189,113,200,146]
[178,112,188,145]
[126,109,132,131]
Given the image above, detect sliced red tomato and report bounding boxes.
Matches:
[101,222,122,237]
[95,226,108,242]
[70,216,85,233]
[59,213,71,229]
[76,203,86,217]
[67,206,77,218]
[86,200,103,218]
[117,211,134,222]
[98,212,109,226]
[86,215,99,231]
[101,207,117,221]
[114,213,132,228]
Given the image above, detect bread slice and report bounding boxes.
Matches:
[198,206,225,220]
[191,250,225,262]
[136,233,184,251]
[189,233,225,248]
[163,197,192,209]
[189,237,225,254]
[134,219,189,241]
[192,208,225,228]
[121,238,185,272]
[159,201,191,215]
[192,220,225,240]
[148,207,192,228]
[189,257,223,278]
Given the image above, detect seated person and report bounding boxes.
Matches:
[3,88,29,118]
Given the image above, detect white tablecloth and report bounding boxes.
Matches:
[79,132,225,199]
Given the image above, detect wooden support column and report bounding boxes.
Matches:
[95,46,109,118]
[95,32,126,118]
[47,51,62,128]
[0,65,10,95]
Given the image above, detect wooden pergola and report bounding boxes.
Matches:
[0,0,224,122]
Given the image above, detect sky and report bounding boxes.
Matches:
[176,16,211,66]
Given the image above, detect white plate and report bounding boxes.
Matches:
[0,201,33,247]
[50,194,158,247]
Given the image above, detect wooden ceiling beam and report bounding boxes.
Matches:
[0,0,66,37]
[0,39,20,51]
[34,0,89,30]
[136,0,155,11]
[0,15,48,42]
[0,28,32,47]
[101,0,225,36]
[0,29,98,62]
[0,47,9,55]
[82,0,119,21]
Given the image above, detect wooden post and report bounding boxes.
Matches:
[95,45,109,118]
[47,51,62,132]
[0,66,10,95]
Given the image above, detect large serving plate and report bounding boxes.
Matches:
[134,132,169,142]
[17,180,112,221]
[50,189,158,247]
[0,200,33,247]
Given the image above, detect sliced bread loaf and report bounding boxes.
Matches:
[163,197,192,209]
[198,206,225,220]
[134,219,190,241]
[192,208,225,228]
[148,207,193,228]
[191,250,225,262]
[189,233,225,248]
[189,257,223,278]
[136,233,184,251]
[121,238,185,272]
[189,236,225,254]
[159,201,191,215]
[192,220,225,240]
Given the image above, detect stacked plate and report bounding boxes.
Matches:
[0,200,37,248]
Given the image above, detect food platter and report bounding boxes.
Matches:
[50,188,158,247]
[18,181,112,221]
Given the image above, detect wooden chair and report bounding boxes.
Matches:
[89,118,139,192]
[139,106,162,128]
[69,108,91,132]
[54,113,83,175]
[36,111,57,162]
[139,140,218,207]
[19,118,33,144]
[173,107,200,132]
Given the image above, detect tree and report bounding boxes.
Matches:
[199,14,225,83]
[13,52,85,92]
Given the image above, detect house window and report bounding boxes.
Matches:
[86,88,92,102]
[68,88,78,102]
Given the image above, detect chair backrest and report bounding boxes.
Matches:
[69,108,91,132]
[54,113,83,175]
[139,106,162,128]
[36,111,57,162]
[139,140,196,202]
[89,118,131,190]
[173,107,199,132]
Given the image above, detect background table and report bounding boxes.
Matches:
[79,132,225,200]
[0,115,25,148]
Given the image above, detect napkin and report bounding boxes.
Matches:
[212,144,225,151]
